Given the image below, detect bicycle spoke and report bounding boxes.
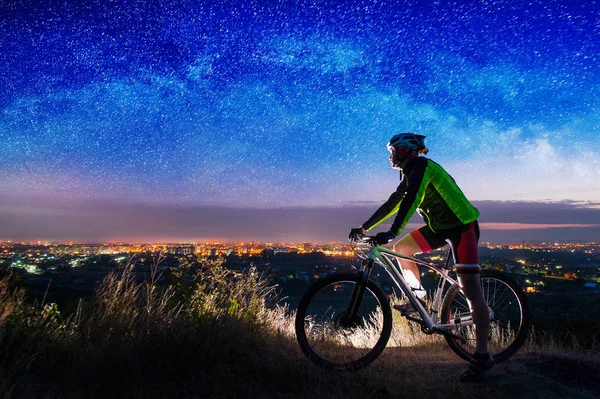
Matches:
[441,271,529,363]
[296,275,392,370]
[490,290,516,314]
[487,285,522,319]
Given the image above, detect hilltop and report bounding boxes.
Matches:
[1,260,598,399]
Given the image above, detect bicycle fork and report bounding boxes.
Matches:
[345,258,375,320]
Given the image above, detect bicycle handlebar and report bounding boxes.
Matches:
[349,234,377,246]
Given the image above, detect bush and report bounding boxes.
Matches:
[0,254,295,397]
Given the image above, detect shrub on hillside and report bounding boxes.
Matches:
[0,254,297,397]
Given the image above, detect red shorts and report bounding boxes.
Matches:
[410,221,480,274]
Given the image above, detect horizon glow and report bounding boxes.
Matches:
[1,1,599,242]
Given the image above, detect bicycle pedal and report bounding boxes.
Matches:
[432,327,467,344]
[392,304,411,312]
[400,313,424,324]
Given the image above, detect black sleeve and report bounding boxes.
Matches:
[389,157,428,234]
[362,175,407,231]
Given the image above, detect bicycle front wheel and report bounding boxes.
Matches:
[441,269,530,362]
[295,273,392,370]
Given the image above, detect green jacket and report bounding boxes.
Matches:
[363,157,479,235]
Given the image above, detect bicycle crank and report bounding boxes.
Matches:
[432,327,468,344]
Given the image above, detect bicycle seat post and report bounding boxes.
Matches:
[443,250,453,270]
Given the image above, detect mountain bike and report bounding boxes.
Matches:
[295,234,530,370]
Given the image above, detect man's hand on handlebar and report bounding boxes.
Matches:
[348,226,366,242]
[375,230,396,245]
[349,227,397,245]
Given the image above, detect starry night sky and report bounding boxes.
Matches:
[1,0,599,243]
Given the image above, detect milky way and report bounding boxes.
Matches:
[1,1,599,241]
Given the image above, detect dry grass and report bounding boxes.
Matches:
[0,275,25,325]
[0,261,599,399]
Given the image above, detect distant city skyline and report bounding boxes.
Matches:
[1,195,599,244]
[1,2,599,243]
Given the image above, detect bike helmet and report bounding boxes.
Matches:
[388,133,428,155]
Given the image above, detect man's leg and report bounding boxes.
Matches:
[457,272,489,354]
[393,234,426,298]
[457,270,494,382]
[451,222,493,382]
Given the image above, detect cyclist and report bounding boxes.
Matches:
[349,133,493,382]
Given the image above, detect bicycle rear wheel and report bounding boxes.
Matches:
[441,269,530,362]
[295,272,392,370]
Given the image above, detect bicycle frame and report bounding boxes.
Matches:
[356,243,475,334]
[296,240,529,370]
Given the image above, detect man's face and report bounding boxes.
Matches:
[389,146,414,170]
[388,146,401,169]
